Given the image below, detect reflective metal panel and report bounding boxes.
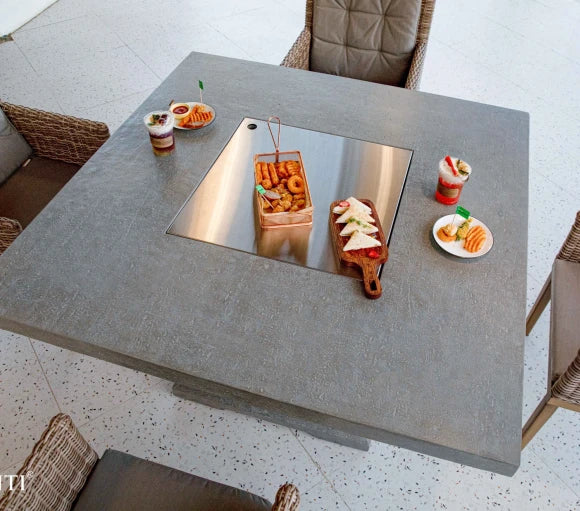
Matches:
[168,118,412,279]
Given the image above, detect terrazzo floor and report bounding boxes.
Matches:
[0,0,579,509]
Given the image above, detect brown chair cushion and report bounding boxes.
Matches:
[0,414,98,511]
[550,259,580,381]
[310,0,421,86]
[72,450,272,511]
[0,156,80,228]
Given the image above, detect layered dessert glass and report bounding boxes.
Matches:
[144,111,175,156]
[435,157,471,205]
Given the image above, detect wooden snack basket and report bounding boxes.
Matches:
[254,117,314,229]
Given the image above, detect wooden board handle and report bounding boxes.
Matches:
[360,259,382,299]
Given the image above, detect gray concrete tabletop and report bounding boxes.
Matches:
[0,52,529,475]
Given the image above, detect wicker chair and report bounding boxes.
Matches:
[0,102,109,254]
[522,212,580,448]
[0,413,300,511]
[0,217,22,255]
[281,0,435,90]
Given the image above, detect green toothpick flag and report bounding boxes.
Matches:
[255,185,265,194]
[198,80,204,104]
[198,80,204,90]
[456,206,470,219]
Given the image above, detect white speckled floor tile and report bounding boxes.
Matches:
[36,45,159,113]
[0,42,62,112]
[276,0,306,17]
[0,461,25,478]
[17,0,105,31]
[527,171,578,282]
[12,14,125,75]
[123,25,252,82]
[451,22,580,120]
[509,14,580,65]
[326,443,579,510]
[528,96,580,193]
[0,330,60,472]
[527,273,543,313]
[430,3,500,48]
[73,88,154,134]
[301,479,350,511]
[78,385,324,500]
[98,0,268,40]
[30,339,164,426]
[209,4,303,64]
[530,408,580,495]
[421,39,531,112]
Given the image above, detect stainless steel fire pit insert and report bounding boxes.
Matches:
[167,118,412,279]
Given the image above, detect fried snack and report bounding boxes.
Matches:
[465,225,486,253]
[292,193,305,200]
[268,163,279,185]
[290,205,299,212]
[255,164,263,185]
[294,199,306,208]
[277,162,289,178]
[280,200,291,211]
[287,175,305,194]
[273,205,284,213]
[286,160,301,176]
[261,179,272,190]
[456,218,473,240]
[280,178,288,184]
[465,225,483,241]
[180,104,213,127]
[437,227,456,243]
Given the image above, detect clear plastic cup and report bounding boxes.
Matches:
[144,111,175,156]
[435,157,471,205]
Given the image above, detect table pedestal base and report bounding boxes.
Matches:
[172,382,370,451]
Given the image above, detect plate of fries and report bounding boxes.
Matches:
[174,102,215,130]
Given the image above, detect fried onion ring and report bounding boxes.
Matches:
[287,175,305,194]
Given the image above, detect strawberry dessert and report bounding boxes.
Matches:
[435,156,472,205]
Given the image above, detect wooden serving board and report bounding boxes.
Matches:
[329,199,388,299]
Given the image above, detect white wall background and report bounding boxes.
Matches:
[0,0,57,35]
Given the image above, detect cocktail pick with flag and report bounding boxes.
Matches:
[453,205,470,226]
[198,80,204,104]
[255,184,274,209]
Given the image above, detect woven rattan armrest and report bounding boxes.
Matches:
[553,350,580,406]
[0,217,22,255]
[557,211,580,263]
[272,484,300,511]
[0,102,110,166]
[0,414,98,511]
[405,0,436,90]
[281,29,312,70]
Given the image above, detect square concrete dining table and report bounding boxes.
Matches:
[0,52,529,475]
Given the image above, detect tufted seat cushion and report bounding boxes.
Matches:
[310,0,422,86]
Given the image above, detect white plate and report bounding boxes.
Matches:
[173,102,215,130]
[432,214,494,258]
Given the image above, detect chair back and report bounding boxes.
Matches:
[308,0,426,86]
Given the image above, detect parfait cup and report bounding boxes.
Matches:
[144,111,175,156]
[435,158,470,205]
